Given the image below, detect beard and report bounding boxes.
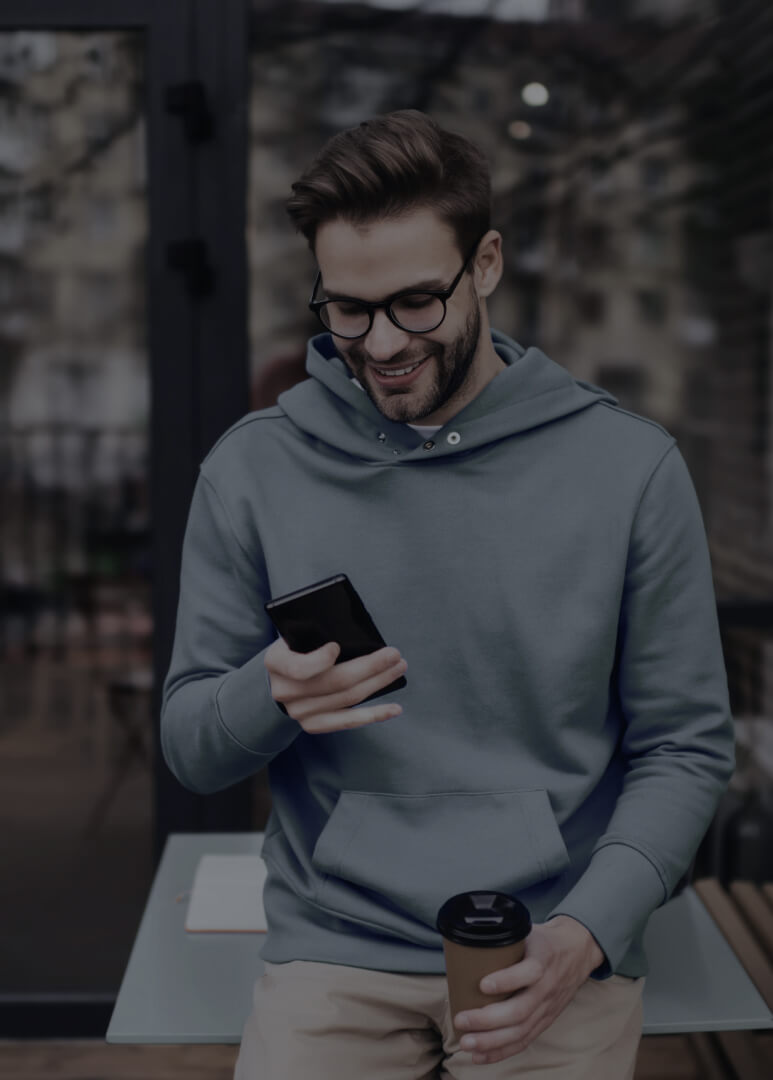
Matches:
[342,301,483,424]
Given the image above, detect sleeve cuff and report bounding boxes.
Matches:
[215,646,299,755]
[545,842,666,978]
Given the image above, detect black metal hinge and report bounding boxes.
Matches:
[167,239,216,298]
[165,81,214,143]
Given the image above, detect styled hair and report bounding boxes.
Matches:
[285,110,491,257]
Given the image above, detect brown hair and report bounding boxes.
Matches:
[285,110,491,257]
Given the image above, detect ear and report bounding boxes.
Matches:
[472,230,503,298]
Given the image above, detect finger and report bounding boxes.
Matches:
[471,1037,529,1065]
[279,646,402,707]
[462,1025,525,1057]
[455,991,532,1034]
[316,647,403,697]
[267,638,341,680]
[480,959,541,995]
[459,997,551,1057]
[467,1009,551,1063]
[292,657,407,722]
[302,697,404,733]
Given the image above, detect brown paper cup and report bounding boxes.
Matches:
[436,891,531,1033]
[442,937,526,1026]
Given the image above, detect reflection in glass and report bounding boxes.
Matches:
[0,30,151,992]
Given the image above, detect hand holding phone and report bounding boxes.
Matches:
[263,575,407,734]
[264,637,407,734]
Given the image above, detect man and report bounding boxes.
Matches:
[161,110,735,1078]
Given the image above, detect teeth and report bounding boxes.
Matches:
[376,361,422,377]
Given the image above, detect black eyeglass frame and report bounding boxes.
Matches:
[308,236,485,340]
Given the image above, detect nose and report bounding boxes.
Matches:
[362,308,412,363]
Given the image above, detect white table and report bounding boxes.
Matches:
[107,832,773,1044]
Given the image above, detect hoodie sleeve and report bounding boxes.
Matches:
[160,469,299,795]
[546,443,735,978]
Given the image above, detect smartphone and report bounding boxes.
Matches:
[264,574,406,703]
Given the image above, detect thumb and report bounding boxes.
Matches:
[301,639,340,676]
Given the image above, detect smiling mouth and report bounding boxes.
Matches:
[373,361,423,377]
[368,355,432,377]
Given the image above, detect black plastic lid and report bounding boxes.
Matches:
[436,891,531,948]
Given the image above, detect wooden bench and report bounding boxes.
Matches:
[636,879,773,1079]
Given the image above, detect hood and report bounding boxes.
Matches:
[275,329,618,462]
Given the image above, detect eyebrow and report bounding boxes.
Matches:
[322,276,449,301]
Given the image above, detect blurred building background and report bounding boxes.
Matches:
[1,0,772,1042]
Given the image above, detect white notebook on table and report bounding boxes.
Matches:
[185,854,268,932]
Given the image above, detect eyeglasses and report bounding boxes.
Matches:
[309,238,483,340]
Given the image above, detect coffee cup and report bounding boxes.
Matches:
[437,891,531,1030]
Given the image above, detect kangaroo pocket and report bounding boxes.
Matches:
[311,789,570,934]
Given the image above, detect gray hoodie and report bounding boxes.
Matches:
[161,329,734,980]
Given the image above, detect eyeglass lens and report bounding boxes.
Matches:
[318,293,445,338]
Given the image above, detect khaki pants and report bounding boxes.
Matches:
[234,960,645,1079]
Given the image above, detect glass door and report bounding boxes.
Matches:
[0,0,251,1037]
[0,22,156,1019]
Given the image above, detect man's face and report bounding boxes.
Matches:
[314,209,488,426]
